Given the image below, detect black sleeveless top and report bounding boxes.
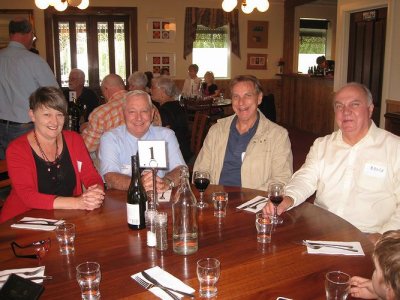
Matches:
[32,135,76,196]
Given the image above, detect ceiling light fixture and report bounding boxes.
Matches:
[222,0,269,14]
[35,0,89,12]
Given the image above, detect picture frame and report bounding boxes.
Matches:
[247,20,268,48]
[247,53,268,70]
[146,18,176,43]
[146,52,176,76]
[0,9,34,49]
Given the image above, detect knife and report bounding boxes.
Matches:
[239,197,267,209]
[15,222,57,227]
[304,241,354,249]
[141,271,195,298]
[0,276,53,283]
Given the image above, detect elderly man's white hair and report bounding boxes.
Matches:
[123,90,153,109]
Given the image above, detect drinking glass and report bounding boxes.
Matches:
[76,262,101,300]
[255,213,273,243]
[55,223,76,255]
[197,258,220,298]
[268,182,284,225]
[325,271,350,300]
[212,192,228,217]
[193,171,210,208]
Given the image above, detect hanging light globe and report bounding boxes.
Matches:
[68,0,82,7]
[256,0,269,12]
[77,0,89,10]
[241,0,256,14]
[35,0,50,9]
[54,0,68,11]
[222,0,237,12]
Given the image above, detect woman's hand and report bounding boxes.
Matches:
[349,276,378,299]
[141,171,168,193]
[80,184,105,210]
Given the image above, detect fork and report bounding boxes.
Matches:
[0,275,52,283]
[303,241,359,252]
[17,219,62,225]
[134,276,181,300]
[249,200,268,209]
[239,198,267,210]
[0,268,43,279]
[303,241,354,249]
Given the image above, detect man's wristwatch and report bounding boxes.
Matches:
[164,177,175,190]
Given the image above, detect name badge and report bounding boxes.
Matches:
[121,164,132,176]
[364,163,386,178]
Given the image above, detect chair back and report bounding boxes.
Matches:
[191,112,210,156]
[184,98,213,116]
[0,160,10,189]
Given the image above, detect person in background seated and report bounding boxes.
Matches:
[193,75,293,191]
[263,83,400,242]
[0,18,59,160]
[98,90,185,192]
[201,71,219,98]
[350,230,400,300]
[151,76,192,162]
[63,68,99,123]
[144,71,153,94]
[160,67,170,76]
[127,71,161,125]
[181,64,201,98]
[0,87,104,222]
[316,55,334,75]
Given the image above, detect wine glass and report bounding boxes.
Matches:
[193,171,210,208]
[268,182,284,225]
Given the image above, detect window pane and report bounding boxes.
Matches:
[193,25,229,78]
[76,22,89,86]
[114,22,126,83]
[58,22,71,87]
[98,22,110,84]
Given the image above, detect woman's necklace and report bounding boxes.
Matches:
[33,130,60,172]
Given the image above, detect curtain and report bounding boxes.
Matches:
[183,7,240,59]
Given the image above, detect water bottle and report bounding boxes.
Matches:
[172,166,198,255]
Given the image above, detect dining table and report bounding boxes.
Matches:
[0,185,374,299]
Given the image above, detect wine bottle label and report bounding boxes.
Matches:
[127,203,140,225]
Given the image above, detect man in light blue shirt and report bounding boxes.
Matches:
[0,19,59,159]
[98,90,185,192]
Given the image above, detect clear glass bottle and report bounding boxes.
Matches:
[126,154,147,230]
[155,212,168,251]
[172,166,198,255]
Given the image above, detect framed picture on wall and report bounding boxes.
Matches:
[247,53,267,70]
[146,18,176,43]
[146,53,176,76]
[247,20,268,48]
[0,9,34,49]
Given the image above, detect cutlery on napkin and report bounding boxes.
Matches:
[236,196,268,213]
[132,266,195,300]
[11,217,64,231]
[0,267,46,287]
[304,240,364,256]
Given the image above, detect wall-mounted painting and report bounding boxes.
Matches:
[146,53,176,76]
[147,18,176,43]
[0,9,34,49]
[247,53,267,70]
[247,20,268,49]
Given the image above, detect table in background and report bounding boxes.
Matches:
[0,185,374,299]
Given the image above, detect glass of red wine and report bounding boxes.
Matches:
[268,182,284,225]
[193,171,210,208]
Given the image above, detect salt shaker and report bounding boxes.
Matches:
[155,212,168,251]
[145,209,157,247]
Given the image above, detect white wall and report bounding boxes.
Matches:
[0,0,285,79]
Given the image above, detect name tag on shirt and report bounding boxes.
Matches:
[121,164,132,176]
[364,163,386,178]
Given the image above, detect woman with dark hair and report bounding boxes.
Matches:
[0,87,104,222]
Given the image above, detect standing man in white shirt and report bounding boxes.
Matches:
[0,18,59,159]
[264,82,400,242]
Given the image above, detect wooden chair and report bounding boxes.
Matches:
[184,98,213,133]
[190,111,210,157]
[0,159,11,208]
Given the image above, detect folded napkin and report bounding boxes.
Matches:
[0,266,45,288]
[305,240,364,256]
[132,266,195,300]
[11,217,64,231]
[158,190,172,203]
[236,196,268,213]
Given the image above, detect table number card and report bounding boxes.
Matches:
[138,141,167,169]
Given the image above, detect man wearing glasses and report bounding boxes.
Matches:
[0,18,58,159]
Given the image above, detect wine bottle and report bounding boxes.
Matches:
[127,154,147,230]
[66,91,81,132]
[172,166,198,255]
